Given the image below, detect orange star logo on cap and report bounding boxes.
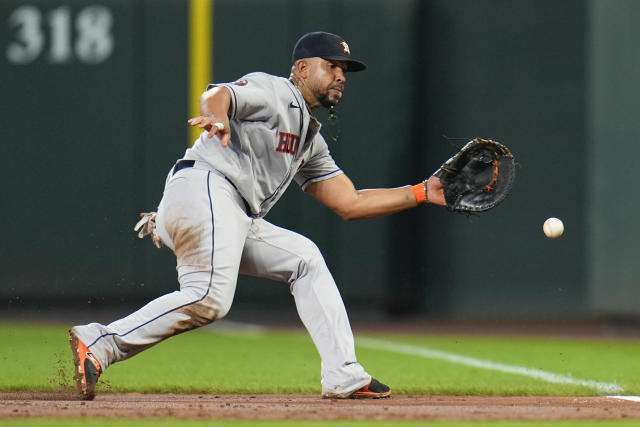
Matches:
[340,41,351,56]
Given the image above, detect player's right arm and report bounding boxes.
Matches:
[187,86,232,146]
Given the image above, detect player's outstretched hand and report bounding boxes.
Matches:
[425,176,446,206]
[187,115,231,147]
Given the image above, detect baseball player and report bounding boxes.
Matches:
[69,31,446,401]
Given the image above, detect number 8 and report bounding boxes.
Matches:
[75,5,113,64]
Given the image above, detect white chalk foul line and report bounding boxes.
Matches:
[608,395,640,402]
[356,337,623,395]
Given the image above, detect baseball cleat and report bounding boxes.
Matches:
[69,329,102,400]
[350,378,392,399]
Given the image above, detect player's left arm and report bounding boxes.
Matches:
[306,173,445,220]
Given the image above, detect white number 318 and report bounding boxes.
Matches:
[6,5,114,65]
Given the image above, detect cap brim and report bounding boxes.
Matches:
[322,56,367,72]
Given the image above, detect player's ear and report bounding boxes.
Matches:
[294,59,309,78]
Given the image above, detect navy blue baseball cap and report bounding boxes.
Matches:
[292,31,367,72]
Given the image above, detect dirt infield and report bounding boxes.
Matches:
[2,393,640,421]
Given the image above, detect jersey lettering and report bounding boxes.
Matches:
[275,131,300,156]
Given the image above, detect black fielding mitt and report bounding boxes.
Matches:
[432,138,515,212]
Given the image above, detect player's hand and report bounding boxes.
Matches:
[187,115,231,147]
[425,176,446,206]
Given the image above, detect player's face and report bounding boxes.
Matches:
[307,59,347,108]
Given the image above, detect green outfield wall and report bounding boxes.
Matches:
[586,0,640,317]
[1,0,637,320]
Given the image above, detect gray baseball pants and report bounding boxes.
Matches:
[72,163,371,396]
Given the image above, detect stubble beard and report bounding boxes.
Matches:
[318,86,343,109]
[319,93,339,109]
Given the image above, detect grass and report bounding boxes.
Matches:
[0,323,638,396]
[1,323,640,425]
[356,334,640,395]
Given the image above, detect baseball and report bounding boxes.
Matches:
[543,217,564,239]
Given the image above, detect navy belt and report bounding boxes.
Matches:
[172,160,195,175]
[171,159,253,216]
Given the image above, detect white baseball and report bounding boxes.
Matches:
[543,217,564,239]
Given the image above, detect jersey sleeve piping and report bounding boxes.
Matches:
[225,85,238,119]
[300,169,343,191]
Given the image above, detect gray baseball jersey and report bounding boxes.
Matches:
[184,72,343,218]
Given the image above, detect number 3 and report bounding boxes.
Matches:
[6,5,44,64]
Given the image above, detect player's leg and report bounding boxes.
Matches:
[71,168,250,373]
[239,219,381,398]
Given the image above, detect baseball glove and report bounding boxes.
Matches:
[432,138,515,213]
